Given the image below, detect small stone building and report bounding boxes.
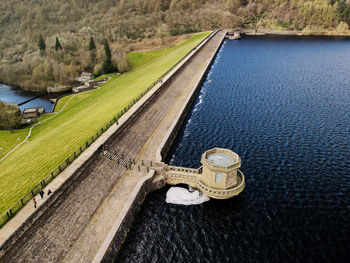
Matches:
[22,107,45,119]
[226,30,241,40]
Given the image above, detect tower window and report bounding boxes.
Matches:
[216,172,222,183]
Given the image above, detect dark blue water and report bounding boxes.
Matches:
[116,36,350,263]
[0,83,54,112]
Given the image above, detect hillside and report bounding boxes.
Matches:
[1,0,350,91]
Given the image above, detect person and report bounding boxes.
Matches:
[39,189,44,200]
[47,189,52,196]
[33,198,37,209]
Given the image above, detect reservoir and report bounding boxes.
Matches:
[115,36,350,262]
[0,83,54,112]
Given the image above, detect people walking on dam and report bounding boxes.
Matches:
[39,189,44,200]
[47,189,52,196]
[33,198,37,209]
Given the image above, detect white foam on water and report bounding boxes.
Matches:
[193,92,205,110]
[166,187,210,205]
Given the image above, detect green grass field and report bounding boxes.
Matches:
[0,129,30,158]
[0,32,210,216]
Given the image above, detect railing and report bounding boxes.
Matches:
[102,150,132,170]
[165,165,200,184]
[0,30,217,229]
[166,172,197,182]
[132,160,165,169]
[167,165,200,174]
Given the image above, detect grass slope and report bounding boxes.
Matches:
[0,32,210,216]
[0,129,30,158]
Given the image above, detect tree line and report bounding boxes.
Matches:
[0,0,350,91]
[39,34,116,75]
[0,31,123,92]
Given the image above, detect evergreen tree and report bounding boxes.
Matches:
[38,34,46,53]
[89,36,97,66]
[102,56,113,74]
[102,40,116,74]
[89,36,96,50]
[104,40,111,59]
[55,37,63,51]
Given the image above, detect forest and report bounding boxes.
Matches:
[1,0,350,91]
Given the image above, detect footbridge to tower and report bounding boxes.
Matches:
[0,30,239,263]
[102,146,245,200]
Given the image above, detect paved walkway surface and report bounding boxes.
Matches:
[0,31,225,263]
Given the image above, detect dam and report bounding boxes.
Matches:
[0,31,227,263]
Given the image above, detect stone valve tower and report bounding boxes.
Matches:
[198,148,245,199]
[165,148,245,199]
